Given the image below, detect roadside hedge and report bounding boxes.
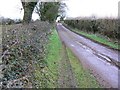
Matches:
[64,18,119,40]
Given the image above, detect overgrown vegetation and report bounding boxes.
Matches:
[72,29,119,50]
[36,2,60,22]
[2,21,51,88]
[64,18,119,50]
[21,1,66,24]
[64,18,119,40]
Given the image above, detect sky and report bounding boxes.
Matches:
[65,0,119,18]
[0,0,39,20]
[0,0,119,20]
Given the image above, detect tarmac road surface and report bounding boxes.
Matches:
[56,23,120,88]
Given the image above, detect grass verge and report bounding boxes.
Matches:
[46,28,101,88]
[72,29,119,50]
[34,28,102,88]
[34,28,62,88]
[45,29,62,88]
[66,48,101,88]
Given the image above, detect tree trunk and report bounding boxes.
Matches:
[21,2,37,24]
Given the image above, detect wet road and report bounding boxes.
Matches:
[56,23,120,88]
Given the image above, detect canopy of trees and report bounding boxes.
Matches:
[36,2,60,22]
[21,0,66,23]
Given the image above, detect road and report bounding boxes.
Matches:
[56,23,120,88]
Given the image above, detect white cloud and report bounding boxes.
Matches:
[0,0,23,19]
[65,0,119,18]
[0,0,39,20]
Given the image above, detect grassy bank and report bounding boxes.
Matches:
[34,28,62,88]
[45,29,62,88]
[72,29,119,50]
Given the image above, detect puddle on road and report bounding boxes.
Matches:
[70,44,75,47]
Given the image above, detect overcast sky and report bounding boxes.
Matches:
[0,0,39,20]
[65,0,119,18]
[0,0,119,20]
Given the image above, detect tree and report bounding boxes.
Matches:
[58,1,67,20]
[35,2,60,22]
[21,0,38,24]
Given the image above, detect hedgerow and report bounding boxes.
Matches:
[64,18,119,40]
[2,21,51,88]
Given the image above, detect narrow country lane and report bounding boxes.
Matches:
[56,23,120,88]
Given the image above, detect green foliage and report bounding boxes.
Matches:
[71,29,119,50]
[34,28,62,88]
[45,29,61,87]
[64,18,118,39]
[36,2,60,22]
